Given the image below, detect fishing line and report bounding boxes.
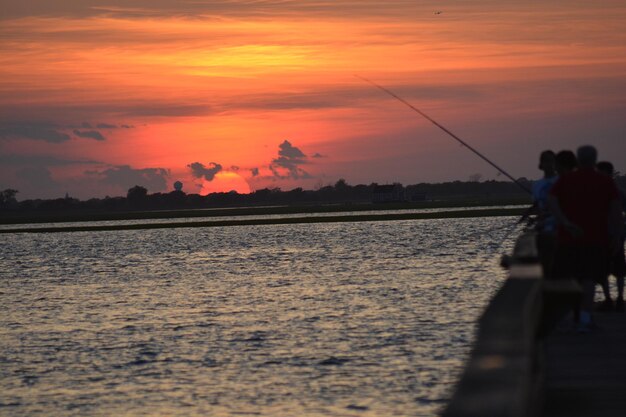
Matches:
[355,75,532,195]
[355,76,535,270]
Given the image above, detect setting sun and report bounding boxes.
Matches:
[199,171,251,195]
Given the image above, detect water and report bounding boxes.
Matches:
[0,216,517,416]
[0,204,526,231]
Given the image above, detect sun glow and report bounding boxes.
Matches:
[199,171,251,195]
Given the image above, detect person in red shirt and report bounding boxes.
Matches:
[548,145,623,332]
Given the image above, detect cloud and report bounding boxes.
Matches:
[312,153,324,158]
[0,1,445,20]
[250,167,260,177]
[78,122,134,129]
[0,122,70,143]
[87,165,169,192]
[188,162,223,181]
[278,140,306,160]
[0,100,212,123]
[122,104,212,118]
[0,154,98,166]
[0,121,128,143]
[222,82,484,114]
[92,122,134,129]
[15,165,57,189]
[73,129,106,141]
[270,140,311,179]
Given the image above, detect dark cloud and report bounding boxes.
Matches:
[122,104,211,118]
[225,83,483,113]
[15,166,58,189]
[0,101,212,123]
[86,165,169,192]
[188,162,222,181]
[0,121,130,143]
[101,122,134,128]
[234,96,342,111]
[312,153,325,158]
[0,154,98,166]
[0,122,70,143]
[278,140,306,160]
[73,129,106,141]
[0,1,442,20]
[80,122,134,129]
[270,140,311,179]
[250,167,260,177]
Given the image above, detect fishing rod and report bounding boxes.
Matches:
[355,75,532,195]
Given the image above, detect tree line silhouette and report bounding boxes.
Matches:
[2,175,624,215]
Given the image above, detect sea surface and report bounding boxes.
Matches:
[0,216,518,417]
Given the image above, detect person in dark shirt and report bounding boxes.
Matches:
[548,146,623,331]
[554,150,577,176]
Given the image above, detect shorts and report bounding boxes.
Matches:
[551,244,609,284]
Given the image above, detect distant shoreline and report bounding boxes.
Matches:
[0,198,529,225]
[0,206,526,234]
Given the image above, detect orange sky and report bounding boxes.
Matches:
[1,1,626,199]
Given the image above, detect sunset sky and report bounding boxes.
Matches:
[1,1,625,199]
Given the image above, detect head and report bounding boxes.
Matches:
[555,150,578,175]
[597,161,614,177]
[576,145,597,168]
[538,150,556,176]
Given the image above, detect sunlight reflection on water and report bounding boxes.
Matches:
[0,217,517,416]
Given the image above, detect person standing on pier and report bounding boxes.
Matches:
[532,150,558,278]
[597,161,626,312]
[554,150,578,176]
[548,145,624,332]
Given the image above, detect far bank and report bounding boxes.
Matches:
[0,205,526,234]
[0,197,530,226]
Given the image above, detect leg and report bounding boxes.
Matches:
[597,276,614,311]
[601,276,612,301]
[612,240,625,311]
[616,274,625,312]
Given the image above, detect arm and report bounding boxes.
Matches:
[547,194,583,237]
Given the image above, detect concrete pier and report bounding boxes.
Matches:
[543,311,626,417]
[442,230,626,417]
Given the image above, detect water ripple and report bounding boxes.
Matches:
[0,217,516,416]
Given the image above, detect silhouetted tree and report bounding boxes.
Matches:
[0,189,19,209]
[164,190,186,208]
[334,178,349,190]
[127,185,148,208]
